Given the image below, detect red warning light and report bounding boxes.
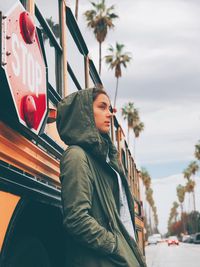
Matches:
[23,95,38,128]
[20,11,36,44]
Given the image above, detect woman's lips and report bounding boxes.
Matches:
[104,121,110,125]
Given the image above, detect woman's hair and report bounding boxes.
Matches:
[92,87,109,102]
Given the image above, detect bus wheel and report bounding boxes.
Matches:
[7,236,51,267]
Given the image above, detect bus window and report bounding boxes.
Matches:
[35,2,63,96]
[68,71,81,94]
[35,0,61,43]
[66,27,85,90]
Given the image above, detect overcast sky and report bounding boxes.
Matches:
[68,0,200,181]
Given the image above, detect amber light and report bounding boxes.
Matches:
[47,108,57,123]
[19,11,36,44]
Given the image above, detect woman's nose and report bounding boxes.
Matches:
[107,109,113,117]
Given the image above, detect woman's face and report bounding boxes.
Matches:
[93,94,112,134]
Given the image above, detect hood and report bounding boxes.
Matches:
[56,88,118,162]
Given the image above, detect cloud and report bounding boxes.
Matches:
[115,98,200,168]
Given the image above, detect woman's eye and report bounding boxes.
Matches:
[99,105,106,110]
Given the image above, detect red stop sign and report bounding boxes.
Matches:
[2,2,47,134]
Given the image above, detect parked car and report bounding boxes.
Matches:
[168,236,179,246]
[193,233,200,244]
[148,236,158,245]
[182,235,190,243]
[186,234,195,243]
[152,234,162,243]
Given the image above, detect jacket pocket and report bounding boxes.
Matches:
[110,231,140,267]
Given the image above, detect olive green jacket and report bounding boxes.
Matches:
[57,88,146,267]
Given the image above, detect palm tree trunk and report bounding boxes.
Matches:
[149,204,152,235]
[99,42,102,75]
[192,191,196,211]
[188,193,191,213]
[181,203,186,233]
[75,0,79,20]
[192,175,196,212]
[192,176,197,232]
[114,77,119,108]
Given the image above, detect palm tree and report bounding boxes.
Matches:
[189,161,199,212]
[122,102,144,152]
[185,179,196,212]
[133,122,144,154]
[176,184,185,215]
[141,168,151,190]
[41,17,60,43]
[185,180,195,195]
[184,161,199,212]
[176,184,186,232]
[141,169,158,234]
[122,103,139,145]
[183,168,192,212]
[146,189,159,234]
[133,122,145,138]
[152,205,159,230]
[141,168,152,233]
[84,0,118,75]
[194,140,200,160]
[183,168,191,181]
[188,161,199,176]
[105,42,132,108]
[173,201,179,222]
[168,201,179,227]
[193,148,200,231]
[146,187,154,234]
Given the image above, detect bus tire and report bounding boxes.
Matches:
[7,236,51,267]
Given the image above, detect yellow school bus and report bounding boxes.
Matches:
[0,1,145,266]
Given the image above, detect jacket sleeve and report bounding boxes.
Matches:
[60,146,117,255]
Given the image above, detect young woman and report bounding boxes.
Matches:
[56,88,146,267]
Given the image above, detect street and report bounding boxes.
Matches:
[145,242,200,267]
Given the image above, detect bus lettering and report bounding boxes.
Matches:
[11,32,41,97]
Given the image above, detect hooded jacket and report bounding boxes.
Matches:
[57,88,146,267]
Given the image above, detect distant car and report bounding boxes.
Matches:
[182,235,191,243]
[183,233,200,244]
[193,233,200,244]
[168,236,179,246]
[152,234,162,243]
[148,236,158,245]
[187,234,195,243]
